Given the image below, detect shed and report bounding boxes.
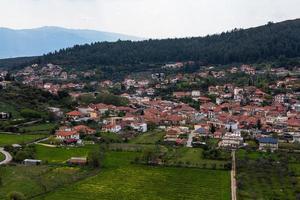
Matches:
[24,159,42,166]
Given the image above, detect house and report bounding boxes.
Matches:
[73,125,96,135]
[194,127,208,136]
[274,94,288,103]
[191,90,201,97]
[56,129,80,140]
[219,131,244,149]
[66,110,83,120]
[173,91,191,98]
[258,137,278,152]
[102,123,122,133]
[225,121,239,131]
[0,112,11,120]
[130,122,148,132]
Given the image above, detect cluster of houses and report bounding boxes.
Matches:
[7,62,300,153]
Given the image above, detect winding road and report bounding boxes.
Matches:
[0,147,12,165]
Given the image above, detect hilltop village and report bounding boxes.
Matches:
[1,61,300,200]
[1,62,299,151]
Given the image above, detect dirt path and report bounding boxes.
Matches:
[231,150,237,200]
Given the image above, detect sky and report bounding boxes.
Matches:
[0,0,299,38]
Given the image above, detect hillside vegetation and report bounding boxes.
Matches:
[38,19,300,67]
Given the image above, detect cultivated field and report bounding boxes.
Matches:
[36,151,231,200]
[0,165,93,199]
[236,150,300,199]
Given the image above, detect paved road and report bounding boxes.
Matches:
[0,147,12,165]
[231,151,237,200]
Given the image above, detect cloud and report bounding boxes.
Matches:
[0,0,299,38]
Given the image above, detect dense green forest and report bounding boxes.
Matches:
[1,19,300,69]
[36,19,300,65]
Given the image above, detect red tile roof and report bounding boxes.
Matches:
[66,110,82,116]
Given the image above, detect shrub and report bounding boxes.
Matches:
[7,191,25,200]
[20,109,42,119]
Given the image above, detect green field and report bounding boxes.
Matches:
[0,165,92,199]
[236,150,300,199]
[165,147,229,169]
[236,149,278,160]
[0,133,47,146]
[36,151,231,200]
[130,130,165,144]
[35,144,98,163]
[20,123,56,134]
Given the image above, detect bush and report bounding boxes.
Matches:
[20,109,42,119]
[13,145,36,162]
[7,191,25,200]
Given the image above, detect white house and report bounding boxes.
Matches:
[131,123,148,133]
[219,131,244,149]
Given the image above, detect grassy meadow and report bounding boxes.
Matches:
[130,130,165,144]
[20,123,56,134]
[0,133,47,146]
[35,144,98,163]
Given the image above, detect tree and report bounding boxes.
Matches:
[209,124,216,134]
[87,147,104,168]
[256,119,262,130]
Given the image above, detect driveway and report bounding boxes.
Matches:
[0,147,12,165]
[186,132,195,147]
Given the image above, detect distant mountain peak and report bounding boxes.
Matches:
[0,27,143,59]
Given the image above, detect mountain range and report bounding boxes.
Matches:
[0,26,142,59]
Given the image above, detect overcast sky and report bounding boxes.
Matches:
[0,0,299,38]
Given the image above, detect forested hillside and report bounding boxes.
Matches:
[39,19,300,66]
[1,19,300,69]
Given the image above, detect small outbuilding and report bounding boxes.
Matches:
[24,159,42,166]
[67,157,87,166]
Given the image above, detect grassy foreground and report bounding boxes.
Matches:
[36,151,231,200]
